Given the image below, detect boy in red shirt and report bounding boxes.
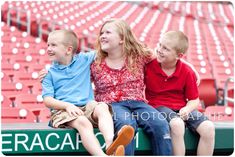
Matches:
[145,31,215,155]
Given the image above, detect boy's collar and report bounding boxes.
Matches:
[156,59,182,77]
[52,55,77,70]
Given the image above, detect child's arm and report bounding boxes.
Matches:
[44,97,84,117]
[180,59,200,86]
[179,98,200,120]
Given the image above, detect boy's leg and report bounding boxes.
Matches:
[196,121,215,155]
[186,111,215,155]
[131,101,173,155]
[92,102,114,149]
[67,116,106,156]
[157,106,185,155]
[112,101,138,155]
[169,118,185,155]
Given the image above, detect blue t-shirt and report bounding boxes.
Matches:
[42,51,96,106]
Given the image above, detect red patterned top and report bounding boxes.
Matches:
[91,57,151,104]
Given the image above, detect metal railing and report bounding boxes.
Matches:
[38,17,62,39]
[224,77,234,107]
[7,7,31,34]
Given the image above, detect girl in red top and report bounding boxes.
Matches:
[91,19,172,155]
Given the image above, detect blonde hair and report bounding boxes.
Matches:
[163,31,188,54]
[49,29,78,54]
[95,18,152,73]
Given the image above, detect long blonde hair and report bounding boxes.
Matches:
[95,18,152,73]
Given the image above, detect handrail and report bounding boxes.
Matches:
[7,7,31,34]
[224,77,234,106]
[38,17,62,39]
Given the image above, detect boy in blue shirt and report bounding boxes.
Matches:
[42,30,134,155]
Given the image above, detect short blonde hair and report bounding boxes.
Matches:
[163,31,188,54]
[49,29,78,54]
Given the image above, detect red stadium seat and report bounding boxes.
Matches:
[204,106,234,122]
[198,78,218,107]
[1,107,37,123]
[1,1,234,125]
[14,94,45,122]
[14,94,44,109]
[2,81,28,98]
[1,94,13,108]
[227,88,234,107]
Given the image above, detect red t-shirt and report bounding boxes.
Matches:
[144,59,199,110]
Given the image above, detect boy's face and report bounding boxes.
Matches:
[99,22,123,53]
[47,32,69,64]
[156,36,180,64]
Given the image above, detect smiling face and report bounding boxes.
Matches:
[156,36,179,64]
[156,31,188,65]
[99,22,123,53]
[47,32,70,64]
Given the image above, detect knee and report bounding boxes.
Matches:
[75,116,92,128]
[94,103,109,115]
[198,121,215,140]
[169,118,185,136]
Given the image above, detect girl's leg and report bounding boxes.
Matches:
[169,117,185,155]
[157,106,184,155]
[67,116,106,156]
[112,101,138,155]
[92,102,114,149]
[131,101,172,155]
[196,120,215,155]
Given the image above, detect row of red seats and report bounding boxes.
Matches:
[1,2,233,123]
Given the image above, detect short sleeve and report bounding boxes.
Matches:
[184,71,199,100]
[80,51,96,64]
[42,72,54,98]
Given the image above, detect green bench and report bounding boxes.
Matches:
[1,122,234,155]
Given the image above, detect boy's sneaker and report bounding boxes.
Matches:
[106,125,134,155]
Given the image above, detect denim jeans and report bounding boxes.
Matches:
[112,100,173,155]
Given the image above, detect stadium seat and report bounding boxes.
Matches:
[204,106,234,122]
[1,71,11,82]
[1,107,37,123]
[1,1,234,125]
[198,78,218,107]
[14,94,44,109]
[227,88,234,107]
[1,94,13,108]
[1,81,28,98]
[14,94,45,122]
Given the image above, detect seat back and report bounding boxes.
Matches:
[204,106,234,122]
[198,78,217,107]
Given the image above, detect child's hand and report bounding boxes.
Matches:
[38,69,48,82]
[179,107,190,120]
[66,105,84,117]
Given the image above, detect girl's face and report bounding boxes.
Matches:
[99,22,123,53]
[47,33,69,65]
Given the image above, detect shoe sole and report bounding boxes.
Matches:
[106,125,134,155]
[114,145,125,156]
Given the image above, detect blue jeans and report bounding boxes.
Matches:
[112,100,172,155]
